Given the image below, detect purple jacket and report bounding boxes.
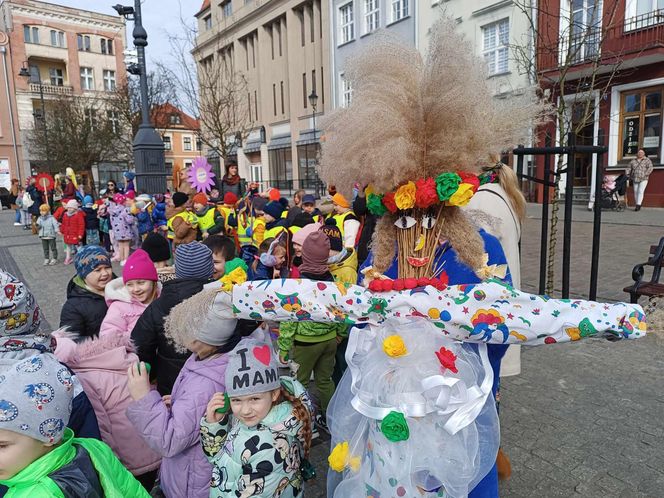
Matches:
[109,202,135,241]
[126,352,230,498]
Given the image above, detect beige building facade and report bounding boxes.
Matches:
[0,0,126,182]
[194,0,330,194]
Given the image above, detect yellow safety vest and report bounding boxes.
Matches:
[331,211,354,238]
[217,205,235,233]
[167,211,193,240]
[195,208,217,231]
[237,217,265,247]
[264,225,286,241]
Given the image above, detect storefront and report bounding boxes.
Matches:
[267,134,293,191]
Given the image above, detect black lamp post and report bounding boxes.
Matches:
[308,91,319,192]
[18,63,52,173]
[113,2,165,194]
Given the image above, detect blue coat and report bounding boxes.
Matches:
[137,210,154,236]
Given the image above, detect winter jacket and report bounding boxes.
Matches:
[97,204,110,234]
[628,156,654,183]
[60,211,85,245]
[167,206,198,247]
[62,181,77,201]
[194,206,225,237]
[136,209,154,236]
[352,195,377,266]
[219,177,246,199]
[26,185,42,216]
[36,214,59,239]
[131,278,209,395]
[152,202,167,229]
[109,202,136,241]
[201,377,309,498]
[127,352,231,498]
[99,277,160,340]
[54,333,161,476]
[82,206,99,230]
[0,428,150,498]
[329,248,358,285]
[59,276,109,340]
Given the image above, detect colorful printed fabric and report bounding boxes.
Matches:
[0,271,42,338]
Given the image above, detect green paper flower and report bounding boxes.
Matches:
[367,193,388,216]
[380,411,409,442]
[435,172,462,201]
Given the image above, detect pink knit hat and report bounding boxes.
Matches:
[113,193,126,204]
[122,249,158,283]
[292,222,322,246]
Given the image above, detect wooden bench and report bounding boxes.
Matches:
[623,237,664,303]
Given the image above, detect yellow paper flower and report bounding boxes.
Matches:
[447,182,475,207]
[394,181,417,210]
[328,442,361,472]
[383,335,407,357]
[220,267,248,292]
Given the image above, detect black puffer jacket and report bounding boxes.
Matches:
[353,195,377,267]
[59,277,108,340]
[130,278,210,395]
[26,185,42,216]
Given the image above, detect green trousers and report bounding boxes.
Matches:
[293,338,337,413]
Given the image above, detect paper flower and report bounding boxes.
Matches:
[328,441,361,472]
[435,172,461,201]
[459,172,480,192]
[187,157,216,193]
[220,266,248,292]
[394,181,417,210]
[380,411,409,442]
[367,193,387,216]
[415,177,438,209]
[435,347,458,373]
[447,182,476,207]
[383,335,407,357]
[382,191,398,214]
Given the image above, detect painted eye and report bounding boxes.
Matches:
[421,215,436,230]
[394,216,416,229]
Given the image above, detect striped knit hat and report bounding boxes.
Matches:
[175,242,214,280]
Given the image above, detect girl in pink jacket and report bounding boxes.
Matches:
[100,249,160,339]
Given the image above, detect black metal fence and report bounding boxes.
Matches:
[514,132,607,300]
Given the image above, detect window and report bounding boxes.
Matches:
[49,68,64,86]
[340,73,352,107]
[482,19,509,75]
[183,136,193,151]
[77,34,91,52]
[50,30,65,48]
[163,135,172,151]
[270,25,275,59]
[248,92,252,120]
[625,0,664,29]
[338,3,354,44]
[107,110,120,134]
[169,114,181,125]
[204,15,212,30]
[251,36,256,68]
[391,0,408,22]
[28,65,40,84]
[103,70,116,91]
[165,161,174,177]
[321,66,325,105]
[280,81,285,114]
[312,69,316,96]
[273,83,277,116]
[278,22,283,56]
[303,72,308,109]
[254,90,258,121]
[309,5,315,42]
[364,0,380,33]
[23,26,39,44]
[563,0,602,63]
[80,67,94,90]
[221,0,232,18]
[299,9,305,46]
[84,108,96,130]
[620,86,663,162]
[100,38,114,55]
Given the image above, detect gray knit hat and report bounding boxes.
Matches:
[0,353,73,443]
[175,242,214,279]
[225,340,280,397]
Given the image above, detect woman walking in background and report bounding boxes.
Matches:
[628,149,654,211]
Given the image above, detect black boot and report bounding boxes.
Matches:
[635,205,641,211]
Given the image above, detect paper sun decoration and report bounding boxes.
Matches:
[35,173,55,192]
[187,157,216,193]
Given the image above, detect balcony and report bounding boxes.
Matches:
[28,82,73,96]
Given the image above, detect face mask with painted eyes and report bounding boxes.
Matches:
[393,209,444,278]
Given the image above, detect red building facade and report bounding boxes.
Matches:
[536,0,664,207]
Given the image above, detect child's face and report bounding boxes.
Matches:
[293,242,302,257]
[230,390,280,427]
[212,252,226,280]
[40,210,49,217]
[302,203,315,214]
[193,202,205,212]
[84,266,113,292]
[126,279,155,304]
[0,429,53,480]
[66,207,76,215]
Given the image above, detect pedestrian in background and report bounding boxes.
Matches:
[108,193,136,266]
[60,199,85,265]
[36,203,59,266]
[26,177,42,234]
[219,161,246,199]
[628,148,654,211]
[9,178,21,226]
[82,195,100,246]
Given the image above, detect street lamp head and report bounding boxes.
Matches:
[18,66,30,78]
[112,4,135,17]
[308,91,318,110]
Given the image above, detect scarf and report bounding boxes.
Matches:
[223,174,240,186]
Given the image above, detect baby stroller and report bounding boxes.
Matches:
[599,174,627,211]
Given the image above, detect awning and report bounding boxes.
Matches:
[296,128,322,146]
[267,134,292,151]
[243,140,263,154]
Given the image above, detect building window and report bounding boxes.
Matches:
[251,36,256,68]
[563,0,602,63]
[248,92,252,120]
[340,73,352,108]
[254,90,258,120]
[391,0,408,22]
[163,135,172,150]
[309,5,315,42]
[221,0,232,18]
[170,114,181,125]
[84,108,96,130]
[183,136,193,151]
[299,9,305,47]
[107,110,120,133]
[625,0,664,30]
[100,38,114,55]
[270,25,275,59]
[23,26,39,44]
[338,2,355,45]
[28,65,40,83]
[77,34,91,52]
[303,72,308,109]
[273,83,277,116]
[80,67,94,90]
[364,0,379,33]
[50,30,65,48]
[482,19,509,75]
[278,22,283,56]
[321,66,325,105]
[103,70,116,91]
[204,15,212,30]
[49,68,64,86]
[620,86,663,163]
[165,161,174,177]
[280,81,285,114]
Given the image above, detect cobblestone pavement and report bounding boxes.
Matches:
[1,204,662,497]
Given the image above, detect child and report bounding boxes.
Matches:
[152,194,168,237]
[291,222,321,278]
[0,354,150,496]
[249,237,287,280]
[36,204,59,266]
[97,199,112,253]
[203,234,236,280]
[263,201,288,240]
[99,249,160,340]
[201,340,312,497]
[16,187,30,230]
[301,193,323,223]
[321,225,358,285]
[277,231,347,430]
[167,192,198,250]
[127,289,241,498]
[142,232,176,282]
[82,195,100,246]
[135,195,154,239]
[216,191,238,237]
[108,193,135,266]
[193,192,225,240]
[60,199,85,265]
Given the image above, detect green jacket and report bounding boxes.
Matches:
[0,429,150,498]
[278,319,347,353]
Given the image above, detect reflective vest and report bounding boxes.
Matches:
[331,211,354,238]
[217,205,235,233]
[237,216,265,247]
[167,211,193,240]
[195,207,217,231]
[264,224,286,241]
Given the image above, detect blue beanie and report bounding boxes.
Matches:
[175,242,214,279]
[123,171,135,181]
[83,195,93,207]
[264,201,284,220]
[74,245,111,279]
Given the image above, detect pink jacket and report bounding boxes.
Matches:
[54,332,161,475]
[99,277,161,339]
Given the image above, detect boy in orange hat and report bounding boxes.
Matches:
[328,192,360,249]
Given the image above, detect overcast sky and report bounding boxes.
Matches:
[45,0,200,68]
